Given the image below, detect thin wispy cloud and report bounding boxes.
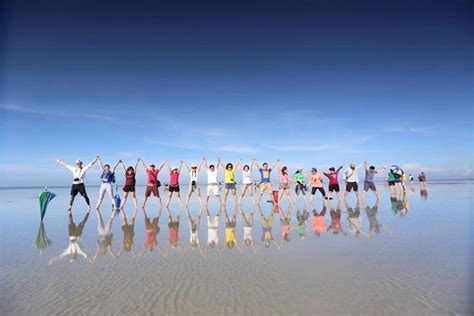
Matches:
[263,144,333,152]
[146,140,257,154]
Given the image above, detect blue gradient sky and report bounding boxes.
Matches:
[1,0,473,186]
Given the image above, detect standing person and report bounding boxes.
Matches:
[223,159,241,206]
[203,158,222,206]
[57,156,99,211]
[387,169,397,195]
[362,161,385,201]
[96,157,120,210]
[344,162,363,202]
[185,158,205,207]
[254,159,280,204]
[206,206,221,250]
[140,158,167,207]
[167,207,181,249]
[278,166,295,205]
[239,160,255,205]
[294,168,308,206]
[309,168,326,203]
[119,159,139,209]
[324,165,343,200]
[418,172,427,190]
[166,161,183,208]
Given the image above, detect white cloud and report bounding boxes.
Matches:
[263,144,332,152]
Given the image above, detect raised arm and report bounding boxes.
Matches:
[336,165,343,174]
[112,160,121,173]
[120,161,127,173]
[216,158,222,170]
[234,158,241,170]
[134,158,140,173]
[159,159,167,171]
[364,160,369,173]
[97,156,104,171]
[139,158,148,170]
[178,161,184,173]
[253,159,260,170]
[166,161,172,172]
[272,159,280,170]
[202,157,208,170]
[56,158,74,172]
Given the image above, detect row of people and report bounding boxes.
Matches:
[57,156,424,211]
[48,199,393,265]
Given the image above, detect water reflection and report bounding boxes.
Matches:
[48,211,90,264]
[44,193,420,265]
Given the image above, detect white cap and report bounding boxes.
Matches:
[75,160,82,164]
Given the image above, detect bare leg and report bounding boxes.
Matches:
[120,191,129,208]
[131,192,138,209]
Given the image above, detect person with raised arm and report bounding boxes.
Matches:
[203,157,222,206]
[166,161,183,208]
[137,207,167,258]
[140,158,167,207]
[166,206,181,249]
[224,207,241,251]
[362,160,385,201]
[239,160,256,205]
[91,208,117,266]
[324,165,344,201]
[185,157,205,207]
[56,156,99,211]
[327,199,346,236]
[223,159,241,206]
[96,157,120,210]
[254,159,280,204]
[294,168,309,207]
[279,205,292,243]
[185,206,203,255]
[205,206,222,252]
[309,167,326,203]
[257,205,280,249]
[277,165,295,205]
[311,200,327,237]
[119,159,140,209]
[344,162,364,202]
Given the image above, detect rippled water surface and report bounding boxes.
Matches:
[0,182,472,315]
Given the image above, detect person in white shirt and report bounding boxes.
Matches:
[57,156,99,211]
[203,157,222,206]
[185,157,205,207]
[239,159,256,205]
[186,206,203,256]
[205,206,221,251]
[344,162,363,202]
[96,157,121,210]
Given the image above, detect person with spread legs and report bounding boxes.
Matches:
[278,166,295,205]
[241,206,257,254]
[224,207,241,251]
[254,159,280,204]
[294,168,309,207]
[239,160,256,205]
[92,208,117,265]
[140,158,167,207]
[344,162,363,202]
[203,157,222,206]
[345,199,363,239]
[185,157,205,207]
[387,169,397,195]
[324,165,343,200]
[166,206,181,250]
[309,168,326,203]
[57,156,99,211]
[166,161,183,208]
[311,200,327,237]
[119,159,139,209]
[279,205,292,245]
[185,206,203,255]
[257,205,280,249]
[327,199,346,236]
[362,161,385,201]
[96,157,120,210]
[137,207,167,258]
[205,206,222,253]
[117,207,138,259]
[223,159,241,206]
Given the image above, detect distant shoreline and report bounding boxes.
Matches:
[1,179,472,190]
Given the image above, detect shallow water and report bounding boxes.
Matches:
[0,182,472,315]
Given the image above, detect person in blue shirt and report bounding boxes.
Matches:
[96,157,121,210]
[253,159,280,204]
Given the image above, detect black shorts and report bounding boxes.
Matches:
[169,185,180,192]
[123,185,136,193]
[311,187,326,196]
[388,180,395,186]
[346,182,358,192]
[70,183,87,196]
[328,184,340,192]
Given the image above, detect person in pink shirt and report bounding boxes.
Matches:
[166,161,183,208]
[279,205,292,243]
[166,207,181,249]
[140,158,167,207]
[277,166,295,205]
[309,167,326,203]
[324,165,343,201]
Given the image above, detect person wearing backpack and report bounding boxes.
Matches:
[343,162,363,202]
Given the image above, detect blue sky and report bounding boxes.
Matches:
[1,0,473,186]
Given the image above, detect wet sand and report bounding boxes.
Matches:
[0,182,472,315]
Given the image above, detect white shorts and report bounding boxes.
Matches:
[207,185,220,196]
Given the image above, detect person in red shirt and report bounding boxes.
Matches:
[166,161,183,208]
[140,158,167,207]
[119,159,139,209]
[324,165,343,200]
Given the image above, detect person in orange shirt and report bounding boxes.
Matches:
[309,168,326,203]
[311,200,327,237]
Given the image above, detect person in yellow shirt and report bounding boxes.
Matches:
[224,207,240,250]
[223,159,241,206]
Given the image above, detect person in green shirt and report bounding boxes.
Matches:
[294,168,308,207]
[387,170,396,196]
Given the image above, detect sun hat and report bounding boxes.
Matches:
[191,164,198,168]
[75,160,82,164]
[350,163,356,168]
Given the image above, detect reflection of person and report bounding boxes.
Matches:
[185,158,205,207]
[296,208,309,240]
[224,207,241,250]
[363,199,380,239]
[118,207,138,258]
[420,188,428,200]
[241,206,257,254]
[167,207,181,249]
[205,206,222,253]
[258,206,280,249]
[184,206,203,256]
[57,156,98,211]
[92,209,117,265]
[137,207,167,258]
[49,211,91,264]
[345,200,364,239]
[311,201,327,237]
[279,205,292,243]
[327,199,346,236]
